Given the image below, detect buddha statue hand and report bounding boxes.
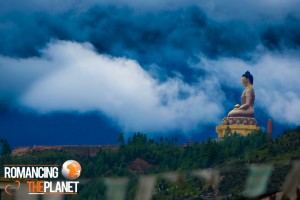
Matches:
[234,104,240,110]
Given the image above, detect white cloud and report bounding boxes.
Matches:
[2,40,224,133]
[0,54,58,101]
[2,40,299,133]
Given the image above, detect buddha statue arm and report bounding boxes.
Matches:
[238,88,252,110]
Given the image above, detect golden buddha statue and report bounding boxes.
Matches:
[216,71,260,138]
[228,71,255,118]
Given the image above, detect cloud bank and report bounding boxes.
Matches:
[0,0,300,136]
[1,40,300,133]
[1,41,223,132]
[0,3,299,82]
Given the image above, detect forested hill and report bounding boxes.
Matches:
[1,126,300,199]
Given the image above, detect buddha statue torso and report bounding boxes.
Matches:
[228,86,255,118]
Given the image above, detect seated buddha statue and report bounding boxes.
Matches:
[228,71,255,118]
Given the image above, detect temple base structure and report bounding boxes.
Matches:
[216,117,260,138]
[216,124,260,137]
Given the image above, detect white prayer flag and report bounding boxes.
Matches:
[162,172,185,185]
[192,169,220,187]
[281,161,300,200]
[134,176,156,200]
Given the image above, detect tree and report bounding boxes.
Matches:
[1,139,11,156]
[225,126,232,137]
[118,133,125,145]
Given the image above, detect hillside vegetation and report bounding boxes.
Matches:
[1,126,300,199]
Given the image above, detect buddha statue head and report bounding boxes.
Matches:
[242,71,253,87]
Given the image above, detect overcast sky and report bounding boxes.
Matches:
[0,0,299,145]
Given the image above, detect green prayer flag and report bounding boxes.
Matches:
[244,165,273,198]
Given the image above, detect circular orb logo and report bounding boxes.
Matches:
[61,160,82,180]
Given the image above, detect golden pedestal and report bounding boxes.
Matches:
[216,117,260,138]
[216,124,260,137]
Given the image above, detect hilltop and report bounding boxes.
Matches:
[1,127,300,199]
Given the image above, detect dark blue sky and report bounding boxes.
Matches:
[0,0,299,147]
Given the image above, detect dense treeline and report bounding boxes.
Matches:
[1,126,300,199]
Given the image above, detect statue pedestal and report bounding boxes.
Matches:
[216,117,260,138]
[216,124,260,137]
